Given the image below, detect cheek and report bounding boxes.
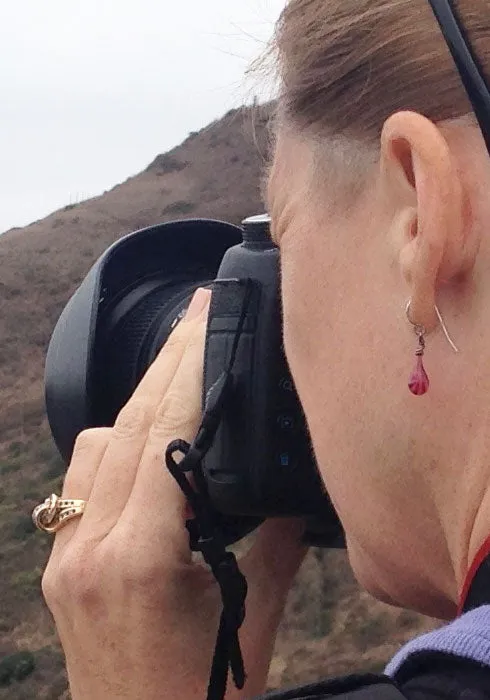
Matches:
[280,236,344,428]
[280,224,399,443]
[279,232,386,515]
[280,241,354,522]
[281,236,334,374]
[281,254,324,375]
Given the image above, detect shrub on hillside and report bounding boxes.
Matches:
[10,568,42,599]
[312,607,335,639]
[162,201,196,216]
[10,514,36,540]
[152,154,188,175]
[35,439,65,479]
[8,442,23,458]
[354,613,391,652]
[0,462,20,476]
[0,652,35,686]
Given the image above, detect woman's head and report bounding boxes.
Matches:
[266,0,490,618]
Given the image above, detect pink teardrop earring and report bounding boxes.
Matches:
[405,300,460,396]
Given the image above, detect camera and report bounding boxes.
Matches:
[45,214,344,548]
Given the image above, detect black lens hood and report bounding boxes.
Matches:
[45,219,243,464]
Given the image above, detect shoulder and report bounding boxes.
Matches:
[258,606,490,700]
[257,650,490,700]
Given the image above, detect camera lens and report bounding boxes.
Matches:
[44,219,244,466]
[92,276,213,427]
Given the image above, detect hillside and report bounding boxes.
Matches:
[0,104,435,698]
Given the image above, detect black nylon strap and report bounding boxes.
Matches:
[165,426,248,700]
[166,416,247,700]
[208,553,248,697]
[164,280,252,700]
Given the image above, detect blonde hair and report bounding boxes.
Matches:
[268,0,490,199]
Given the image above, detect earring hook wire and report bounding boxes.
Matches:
[405,299,460,354]
[434,304,460,353]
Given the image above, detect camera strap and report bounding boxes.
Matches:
[165,281,253,700]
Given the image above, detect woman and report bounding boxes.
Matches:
[37,0,490,698]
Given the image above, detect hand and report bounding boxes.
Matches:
[42,287,307,700]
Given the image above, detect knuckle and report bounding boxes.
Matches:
[122,557,165,592]
[41,565,57,607]
[163,327,187,352]
[118,552,181,603]
[159,322,193,356]
[150,391,200,440]
[72,428,110,459]
[113,400,151,440]
[186,334,206,364]
[57,546,103,609]
[98,533,167,599]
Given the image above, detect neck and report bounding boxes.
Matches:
[429,446,490,616]
[467,487,490,591]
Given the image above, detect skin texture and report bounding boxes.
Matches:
[43,110,490,699]
[267,112,490,619]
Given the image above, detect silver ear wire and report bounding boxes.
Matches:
[405,300,460,353]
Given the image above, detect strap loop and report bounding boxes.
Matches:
[165,371,248,700]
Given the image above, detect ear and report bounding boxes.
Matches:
[380,111,477,331]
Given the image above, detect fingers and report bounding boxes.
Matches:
[75,290,211,543]
[129,288,210,405]
[50,427,111,554]
[119,319,207,558]
[74,399,156,542]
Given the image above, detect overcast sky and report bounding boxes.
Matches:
[0,0,286,233]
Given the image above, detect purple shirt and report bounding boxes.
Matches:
[385,606,490,677]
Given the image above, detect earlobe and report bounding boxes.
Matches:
[380,111,476,331]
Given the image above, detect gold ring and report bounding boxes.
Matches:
[32,494,87,534]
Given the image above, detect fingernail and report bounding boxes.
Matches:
[184,288,210,321]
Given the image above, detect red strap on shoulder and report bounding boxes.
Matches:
[457,534,490,616]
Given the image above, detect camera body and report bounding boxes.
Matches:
[45,215,344,548]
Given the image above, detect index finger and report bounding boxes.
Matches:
[73,289,211,541]
[129,288,211,405]
[119,318,208,557]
